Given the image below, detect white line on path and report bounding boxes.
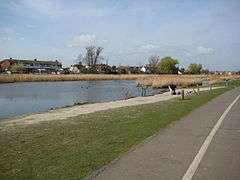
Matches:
[182,94,240,180]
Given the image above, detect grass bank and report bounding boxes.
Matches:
[0,86,237,179]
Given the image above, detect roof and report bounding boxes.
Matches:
[1,59,62,66]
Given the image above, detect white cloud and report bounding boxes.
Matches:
[26,24,36,29]
[196,46,215,55]
[61,8,112,17]
[124,43,181,56]
[68,34,96,47]
[9,0,112,18]
[185,46,215,57]
[183,51,193,57]
[22,0,57,17]
[140,43,160,50]
[1,37,12,41]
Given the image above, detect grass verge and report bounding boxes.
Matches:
[0,86,236,179]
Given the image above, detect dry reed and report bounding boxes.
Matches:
[0,74,149,83]
[137,74,240,88]
[0,74,239,88]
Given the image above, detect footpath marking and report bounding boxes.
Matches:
[182,94,240,180]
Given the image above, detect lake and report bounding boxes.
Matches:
[0,80,164,119]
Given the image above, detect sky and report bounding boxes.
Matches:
[0,0,240,70]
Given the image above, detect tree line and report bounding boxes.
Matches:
[77,46,209,75]
[148,55,208,74]
[8,47,207,75]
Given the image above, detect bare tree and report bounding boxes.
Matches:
[76,54,83,65]
[94,46,103,65]
[148,55,160,74]
[83,46,103,66]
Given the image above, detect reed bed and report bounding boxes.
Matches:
[137,74,240,88]
[0,74,240,88]
[0,74,149,83]
[208,74,240,84]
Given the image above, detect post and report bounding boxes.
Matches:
[225,80,229,87]
[197,84,200,95]
[181,90,185,100]
[210,84,212,91]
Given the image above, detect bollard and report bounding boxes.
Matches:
[181,90,185,100]
[225,81,229,87]
[140,85,143,97]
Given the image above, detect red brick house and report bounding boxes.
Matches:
[0,58,62,73]
[0,59,12,71]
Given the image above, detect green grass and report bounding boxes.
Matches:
[0,86,236,179]
[213,79,240,87]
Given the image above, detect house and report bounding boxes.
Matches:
[95,64,112,73]
[178,70,183,75]
[117,66,142,74]
[0,58,62,73]
[140,66,146,73]
[116,66,130,74]
[69,64,85,74]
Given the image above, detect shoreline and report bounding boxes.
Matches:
[0,86,223,127]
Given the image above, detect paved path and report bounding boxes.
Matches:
[1,87,219,126]
[90,87,240,180]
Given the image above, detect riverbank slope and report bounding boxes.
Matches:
[0,85,236,179]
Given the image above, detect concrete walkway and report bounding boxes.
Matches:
[1,86,219,126]
[89,87,240,180]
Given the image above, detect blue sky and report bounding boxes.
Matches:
[0,0,240,70]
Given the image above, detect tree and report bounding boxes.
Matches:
[82,46,103,66]
[9,63,25,73]
[158,56,179,74]
[76,54,83,65]
[187,63,202,74]
[148,55,160,74]
[201,68,209,74]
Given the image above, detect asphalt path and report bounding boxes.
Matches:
[89,87,240,180]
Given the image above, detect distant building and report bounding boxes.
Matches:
[0,58,62,73]
[95,64,112,73]
[117,66,142,74]
[69,66,80,74]
[178,71,183,75]
[212,71,238,75]
[140,66,146,73]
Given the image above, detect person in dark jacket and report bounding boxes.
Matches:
[168,84,177,95]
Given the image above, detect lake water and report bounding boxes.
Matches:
[0,80,164,119]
